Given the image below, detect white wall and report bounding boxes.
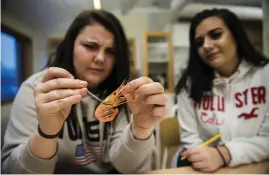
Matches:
[171,22,190,84]
[112,11,150,71]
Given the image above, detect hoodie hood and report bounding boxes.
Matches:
[212,60,253,98]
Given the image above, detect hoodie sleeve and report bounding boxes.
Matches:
[225,106,269,167]
[109,112,155,174]
[177,90,204,149]
[1,73,57,174]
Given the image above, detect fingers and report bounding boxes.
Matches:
[192,161,207,169]
[122,90,135,101]
[35,78,88,93]
[183,148,201,157]
[42,67,74,83]
[38,88,88,103]
[122,78,164,102]
[187,152,205,162]
[186,149,208,170]
[136,82,164,96]
[185,148,217,173]
[152,105,167,117]
[199,168,212,172]
[39,94,83,114]
[144,94,168,105]
[123,82,164,101]
[123,77,153,92]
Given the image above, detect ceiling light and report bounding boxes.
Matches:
[93,0,102,9]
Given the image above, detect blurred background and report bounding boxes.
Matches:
[1,0,269,169]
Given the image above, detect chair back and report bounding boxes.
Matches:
[159,117,180,148]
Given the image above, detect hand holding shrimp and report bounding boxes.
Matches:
[34,67,88,136]
[95,80,128,122]
[121,77,168,139]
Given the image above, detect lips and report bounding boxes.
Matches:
[88,68,104,72]
[207,52,220,60]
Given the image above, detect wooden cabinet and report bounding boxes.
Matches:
[127,37,137,76]
[143,32,174,92]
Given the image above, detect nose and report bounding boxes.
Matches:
[203,37,213,50]
[94,49,105,63]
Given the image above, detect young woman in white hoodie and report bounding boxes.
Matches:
[173,8,269,172]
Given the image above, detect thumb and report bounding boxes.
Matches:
[121,86,135,101]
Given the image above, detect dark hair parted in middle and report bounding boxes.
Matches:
[47,10,130,95]
[175,8,269,102]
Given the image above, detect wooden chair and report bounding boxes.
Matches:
[159,117,181,169]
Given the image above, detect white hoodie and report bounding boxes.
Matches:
[177,60,269,167]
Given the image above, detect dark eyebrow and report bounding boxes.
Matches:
[105,44,116,50]
[81,40,98,44]
[195,27,223,40]
[106,47,116,51]
[208,27,223,34]
[81,40,115,48]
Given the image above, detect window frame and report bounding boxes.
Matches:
[1,24,33,104]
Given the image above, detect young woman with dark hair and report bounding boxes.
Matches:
[2,10,167,174]
[173,8,269,172]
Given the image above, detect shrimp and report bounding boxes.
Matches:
[95,80,130,122]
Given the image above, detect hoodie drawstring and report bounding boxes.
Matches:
[76,102,87,145]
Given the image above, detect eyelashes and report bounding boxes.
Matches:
[106,48,116,56]
[81,42,116,56]
[209,31,222,40]
[194,30,223,48]
[82,43,99,50]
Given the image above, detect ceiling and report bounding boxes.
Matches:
[2,0,263,34]
[192,0,262,7]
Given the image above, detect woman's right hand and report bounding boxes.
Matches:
[34,67,88,136]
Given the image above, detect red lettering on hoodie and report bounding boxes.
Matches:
[202,95,210,110]
[238,107,258,120]
[235,89,248,108]
[236,86,266,120]
[200,112,224,125]
[235,86,266,108]
[217,96,225,112]
[194,95,225,112]
[258,86,266,103]
[252,86,266,104]
[251,87,259,105]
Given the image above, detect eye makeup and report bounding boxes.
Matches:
[194,28,223,48]
[81,40,116,57]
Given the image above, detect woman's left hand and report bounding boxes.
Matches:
[182,147,224,172]
[122,77,167,139]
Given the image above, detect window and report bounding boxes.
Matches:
[1,25,32,103]
[1,32,21,101]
